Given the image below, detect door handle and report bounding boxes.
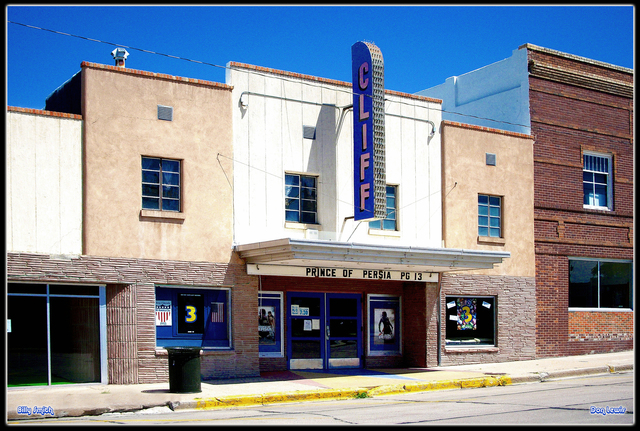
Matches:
[326,325,330,338]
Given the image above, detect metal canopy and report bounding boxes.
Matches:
[235,238,510,273]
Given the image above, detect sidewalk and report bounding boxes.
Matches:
[6,351,633,421]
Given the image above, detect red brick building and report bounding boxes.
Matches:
[527,45,634,357]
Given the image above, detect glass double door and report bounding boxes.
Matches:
[287,292,361,370]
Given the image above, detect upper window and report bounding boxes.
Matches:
[285,173,317,224]
[478,194,501,238]
[583,153,612,210]
[569,259,633,310]
[142,157,181,212]
[369,185,398,231]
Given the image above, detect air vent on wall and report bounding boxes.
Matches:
[158,105,173,121]
[486,153,496,166]
[303,125,316,140]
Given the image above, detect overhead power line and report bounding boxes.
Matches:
[8,20,533,131]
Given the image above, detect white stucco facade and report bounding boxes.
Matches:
[227,62,443,249]
[417,46,530,135]
[6,109,83,255]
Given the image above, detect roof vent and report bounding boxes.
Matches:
[111,48,129,67]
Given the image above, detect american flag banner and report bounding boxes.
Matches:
[211,302,224,323]
[155,300,172,326]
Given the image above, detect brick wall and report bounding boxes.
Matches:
[438,274,536,366]
[528,47,634,358]
[6,252,258,384]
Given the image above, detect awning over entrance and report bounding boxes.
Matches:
[235,238,510,276]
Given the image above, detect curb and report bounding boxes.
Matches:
[182,375,513,411]
[181,364,634,412]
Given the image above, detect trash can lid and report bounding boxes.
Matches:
[165,346,202,352]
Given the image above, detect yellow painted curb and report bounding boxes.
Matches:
[195,387,370,410]
[194,375,515,410]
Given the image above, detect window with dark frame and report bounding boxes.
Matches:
[569,259,633,309]
[142,157,181,212]
[285,173,318,224]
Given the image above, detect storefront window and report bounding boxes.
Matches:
[155,286,231,349]
[368,295,401,356]
[7,283,104,387]
[259,292,283,357]
[569,259,633,309]
[445,296,496,346]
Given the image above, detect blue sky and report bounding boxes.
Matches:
[6,5,634,110]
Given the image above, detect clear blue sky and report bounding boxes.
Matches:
[6,5,634,110]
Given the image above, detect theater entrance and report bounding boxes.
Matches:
[287,292,362,370]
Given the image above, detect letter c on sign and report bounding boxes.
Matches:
[359,62,369,90]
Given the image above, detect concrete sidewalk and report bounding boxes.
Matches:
[6,351,633,421]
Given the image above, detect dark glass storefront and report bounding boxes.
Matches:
[7,283,105,387]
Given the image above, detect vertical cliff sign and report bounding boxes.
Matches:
[352,41,386,221]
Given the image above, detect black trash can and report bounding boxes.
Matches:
[166,347,202,393]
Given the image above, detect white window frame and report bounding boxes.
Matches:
[583,151,612,211]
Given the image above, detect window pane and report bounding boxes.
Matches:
[285,210,299,222]
[489,228,500,237]
[301,187,316,200]
[478,226,488,236]
[478,195,488,205]
[163,185,180,199]
[162,199,180,212]
[569,260,599,307]
[162,160,180,173]
[599,262,632,309]
[489,206,500,217]
[142,171,160,184]
[50,285,99,296]
[163,172,180,186]
[285,198,299,210]
[594,173,607,184]
[301,212,316,224]
[383,219,396,230]
[478,205,488,216]
[301,176,316,188]
[478,216,488,226]
[583,183,594,205]
[142,157,160,170]
[489,196,501,206]
[142,184,160,197]
[50,297,101,383]
[489,217,500,228]
[302,199,317,212]
[285,174,299,186]
[369,220,381,230]
[285,185,299,198]
[594,185,607,206]
[142,197,160,210]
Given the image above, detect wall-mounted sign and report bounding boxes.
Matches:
[352,41,386,221]
[247,263,438,282]
[155,300,172,326]
[178,293,204,334]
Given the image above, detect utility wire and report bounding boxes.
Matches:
[8,20,533,131]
